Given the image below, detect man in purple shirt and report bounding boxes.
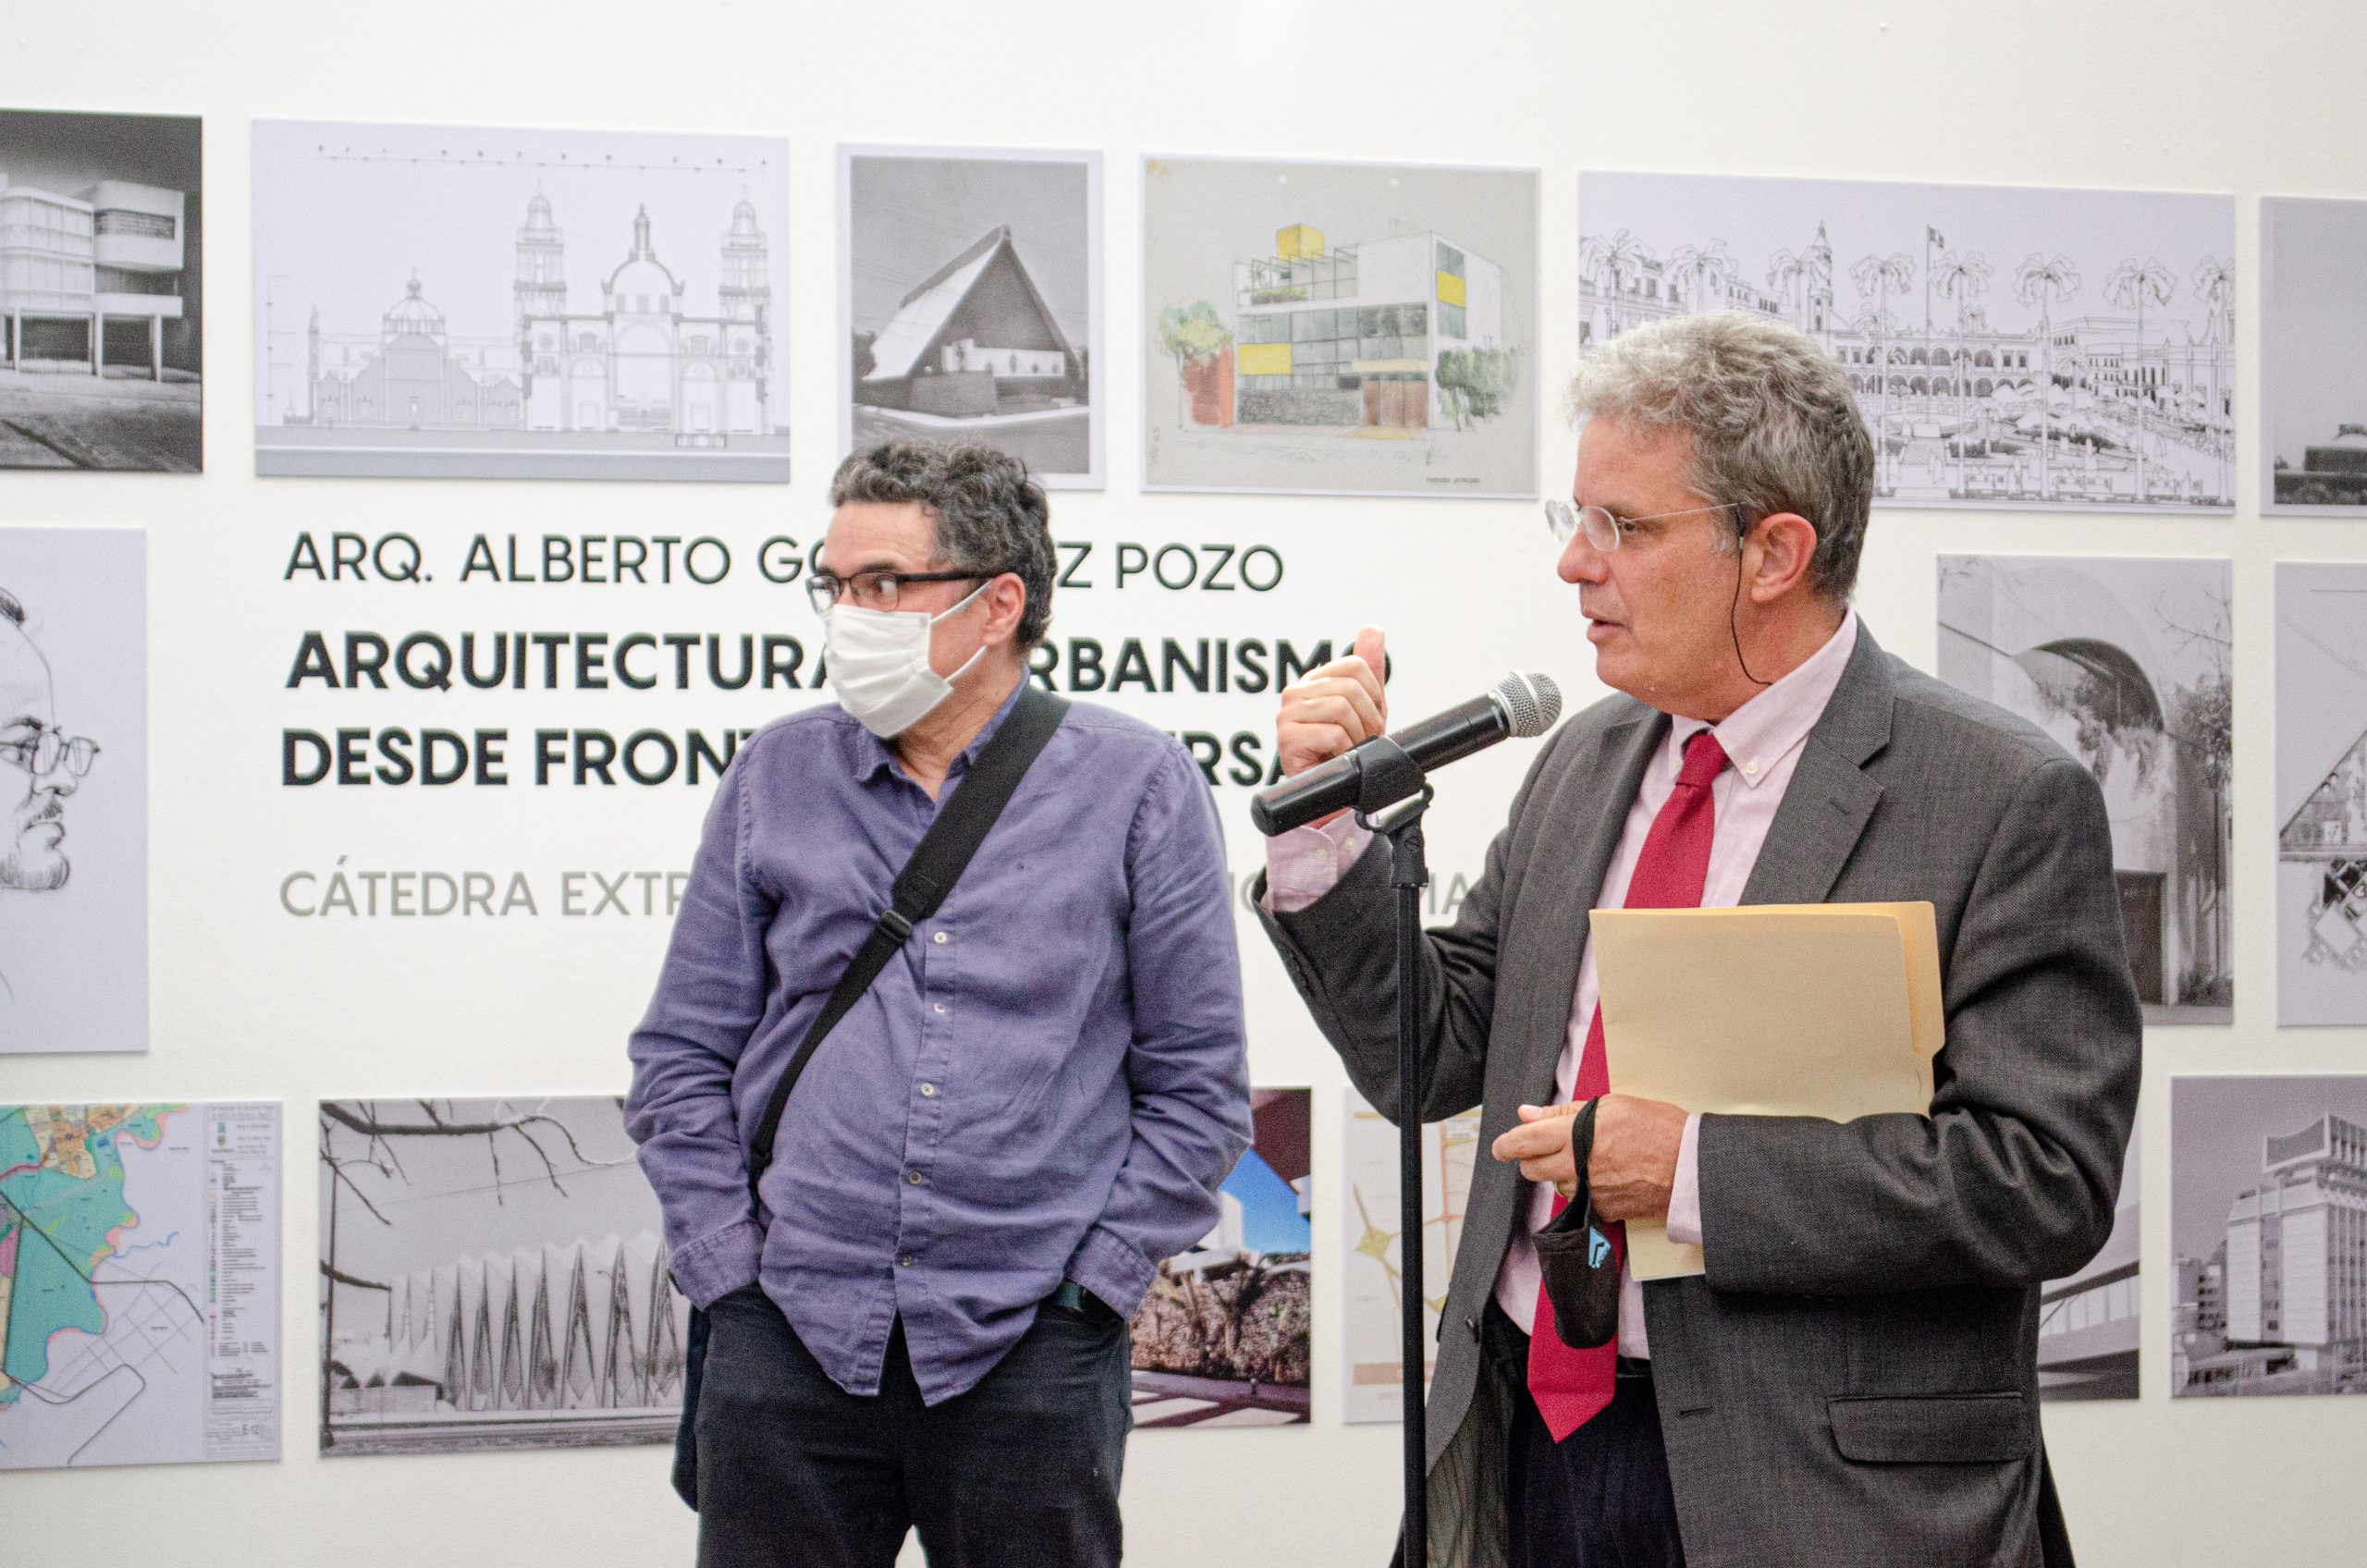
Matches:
[627,441,1252,1568]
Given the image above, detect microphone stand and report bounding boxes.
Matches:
[1352,737,1435,1568]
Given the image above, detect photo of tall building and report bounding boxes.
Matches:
[1583,170,2235,510]
[253,120,787,482]
[0,109,202,471]
[2175,1078,2367,1399]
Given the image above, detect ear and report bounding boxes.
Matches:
[978,570,1030,649]
[1744,512,1821,606]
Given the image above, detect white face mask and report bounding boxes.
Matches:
[823,581,990,739]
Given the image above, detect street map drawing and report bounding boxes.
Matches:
[1,1101,281,1469]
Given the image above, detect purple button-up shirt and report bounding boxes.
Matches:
[626,685,1252,1404]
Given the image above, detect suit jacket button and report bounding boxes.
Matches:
[1466,1312,1479,1337]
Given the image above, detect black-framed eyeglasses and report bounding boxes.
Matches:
[803,569,992,618]
[1544,498,1743,552]
[0,729,99,779]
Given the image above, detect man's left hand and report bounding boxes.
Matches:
[1489,1094,1688,1221]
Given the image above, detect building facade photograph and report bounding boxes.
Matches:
[2263,196,2367,510]
[0,109,202,471]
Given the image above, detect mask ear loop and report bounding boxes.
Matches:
[1728,508,1773,689]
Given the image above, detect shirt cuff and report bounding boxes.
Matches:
[666,1217,765,1308]
[1260,813,1374,914]
[1664,1114,1705,1248]
[1062,1223,1159,1318]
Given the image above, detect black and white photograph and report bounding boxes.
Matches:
[1939,555,2234,1022]
[2174,1077,2367,1398]
[840,147,1100,486]
[2040,1132,2140,1402]
[1128,1088,1311,1428]
[1582,171,2236,510]
[1142,156,1539,497]
[2276,562,2367,1023]
[252,120,788,483]
[0,528,145,1056]
[2263,197,2367,512]
[0,109,202,472]
[317,1096,684,1455]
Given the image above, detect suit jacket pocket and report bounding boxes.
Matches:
[1828,1392,2032,1464]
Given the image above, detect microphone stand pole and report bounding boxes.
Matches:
[1353,737,1435,1568]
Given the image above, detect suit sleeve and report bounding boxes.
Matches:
[1697,755,2142,1295]
[1252,730,1562,1125]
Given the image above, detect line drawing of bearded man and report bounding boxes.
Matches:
[1,585,98,898]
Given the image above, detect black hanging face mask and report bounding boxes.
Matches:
[1529,1096,1622,1350]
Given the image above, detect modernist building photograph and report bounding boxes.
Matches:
[2276,561,2367,1024]
[1143,156,1537,496]
[252,120,788,482]
[1580,170,2236,510]
[2174,1077,2367,1399]
[842,148,1100,484]
[0,108,202,472]
[317,1096,685,1454]
[1939,555,2235,1022]
[2263,197,2367,510]
[2038,1133,2140,1401]
[1128,1087,1311,1428]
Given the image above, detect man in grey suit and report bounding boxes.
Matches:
[1257,312,2140,1567]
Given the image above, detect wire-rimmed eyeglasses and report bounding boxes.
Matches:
[0,729,99,780]
[1544,499,1741,552]
[803,568,993,618]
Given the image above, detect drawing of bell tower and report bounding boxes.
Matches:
[718,193,772,422]
[1806,221,1835,337]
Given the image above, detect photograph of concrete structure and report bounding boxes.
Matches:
[2174,1077,2367,1398]
[1127,1087,1310,1428]
[841,148,1099,485]
[1582,171,2235,510]
[0,528,145,1056]
[317,1096,684,1455]
[0,110,201,472]
[253,121,787,482]
[1939,555,2234,1022]
[2263,198,2367,511]
[1342,1096,1483,1424]
[1143,156,1536,496]
[2040,1133,2140,1401]
[2276,562,2367,1023]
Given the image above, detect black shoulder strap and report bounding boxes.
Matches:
[743,682,1070,1195]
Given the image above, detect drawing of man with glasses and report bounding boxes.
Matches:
[0,587,98,894]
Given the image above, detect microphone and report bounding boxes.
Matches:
[1250,671,1563,836]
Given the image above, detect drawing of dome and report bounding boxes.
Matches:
[522,190,557,237]
[605,205,681,312]
[382,276,446,340]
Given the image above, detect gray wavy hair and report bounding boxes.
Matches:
[828,440,1057,649]
[1564,312,1873,600]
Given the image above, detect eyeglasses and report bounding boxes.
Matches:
[1544,499,1742,552]
[803,569,993,618]
[0,729,98,780]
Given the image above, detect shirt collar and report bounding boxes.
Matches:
[1672,609,1860,789]
[844,677,1028,784]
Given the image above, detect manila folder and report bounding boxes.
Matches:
[1590,902,1942,1281]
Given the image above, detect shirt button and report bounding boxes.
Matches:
[899,1254,915,1268]
[907,1170,926,1186]
[933,1002,947,1015]
[933,931,949,945]
[1743,760,1760,777]
[920,1083,937,1097]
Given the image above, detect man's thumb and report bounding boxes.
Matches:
[1353,624,1386,678]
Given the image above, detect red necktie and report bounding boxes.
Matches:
[1527,729,1728,1441]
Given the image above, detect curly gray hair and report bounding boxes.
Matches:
[828,440,1057,649]
[1564,312,1874,601]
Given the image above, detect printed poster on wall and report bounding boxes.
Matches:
[2262,197,2367,513]
[251,119,789,482]
[0,527,145,1055]
[2275,562,2367,1024]
[1582,170,2235,510]
[1342,1095,1482,1424]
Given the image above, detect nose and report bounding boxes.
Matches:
[1558,533,1609,586]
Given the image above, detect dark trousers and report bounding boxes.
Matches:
[693,1284,1132,1568]
[1482,1300,1686,1568]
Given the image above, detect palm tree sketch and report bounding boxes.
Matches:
[1934,251,1994,332]
[1667,241,1736,311]
[2104,258,2177,502]
[2013,252,2083,497]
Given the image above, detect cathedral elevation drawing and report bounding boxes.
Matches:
[251,121,789,482]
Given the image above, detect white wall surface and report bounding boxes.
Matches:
[7,1,2367,1562]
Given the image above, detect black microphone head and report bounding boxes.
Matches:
[1491,671,1562,738]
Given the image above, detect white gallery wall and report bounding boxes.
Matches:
[6,0,2367,1562]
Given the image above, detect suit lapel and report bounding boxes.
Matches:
[1501,704,1668,1102]
[1739,623,1898,908]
